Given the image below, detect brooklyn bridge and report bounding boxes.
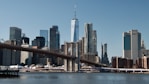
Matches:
[0,43,106,72]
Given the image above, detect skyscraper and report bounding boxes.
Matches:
[50,25,60,65]
[84,23,93,54]
[71,6,79,42]
[50,26,60,51]
[9,27,22,65]
[40,30,48,47]
[101,43,109,65]
[10,27,22,41]
[84,23,98,62]
[92,30,97,55]
[123,30,141,63]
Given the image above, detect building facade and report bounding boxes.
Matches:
[123,30,141,64]
[40,30,48,47]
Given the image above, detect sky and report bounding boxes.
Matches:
[0,0,149,61]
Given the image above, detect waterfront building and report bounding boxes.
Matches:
[112,56,133,68]
[50,25,60,65]
[123,30,141,64]
[21,44,32,65]
[2,40,20,65]
[71,6,79,42]
[40,30,48,47]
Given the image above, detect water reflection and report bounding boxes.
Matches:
[1,73,149,84]
[48,75,58,79]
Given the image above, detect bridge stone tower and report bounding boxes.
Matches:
[64,42,79,72]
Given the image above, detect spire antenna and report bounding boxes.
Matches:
[74,4,77,19]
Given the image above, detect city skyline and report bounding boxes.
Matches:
[0,0,149,60]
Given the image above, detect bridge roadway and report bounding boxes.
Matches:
[0,43,105,67]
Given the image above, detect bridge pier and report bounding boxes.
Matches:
[64,42,79,72]
[64,59,78,72]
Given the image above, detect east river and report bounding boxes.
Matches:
[0,72,149,84]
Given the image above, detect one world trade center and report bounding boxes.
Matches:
[71,6,79,42]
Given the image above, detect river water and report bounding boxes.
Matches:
[0,72,149,84]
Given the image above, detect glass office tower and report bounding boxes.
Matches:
[40,30,48,47]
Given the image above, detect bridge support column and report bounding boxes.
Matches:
[72,42,79,72]
[72,60,78,72]
[64,59,73,72]
[68,59,73,72]
[64,59,67,71]
[64,59,77,72]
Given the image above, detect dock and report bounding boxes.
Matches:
[0,66,19,78]
[0,69,19,78]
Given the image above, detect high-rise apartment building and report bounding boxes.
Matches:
[50,26,60,65]
[40,30,48,47]
[71,7,79,42]
[123,30,141,63]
